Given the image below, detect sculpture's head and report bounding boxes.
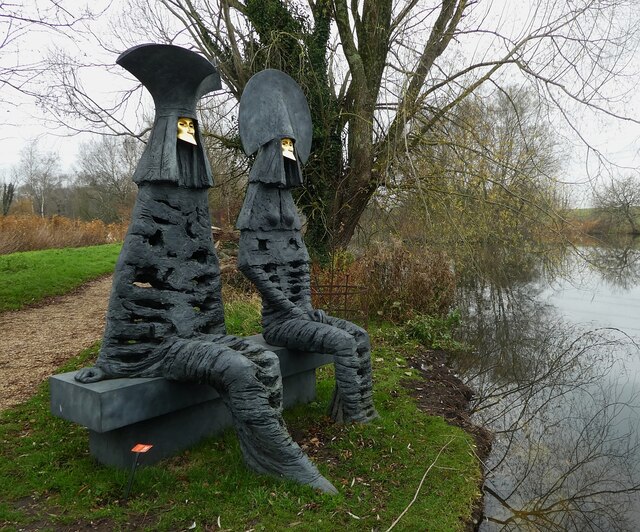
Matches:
[281,138,295,160]
[238,70,312,189]
[280,137,302,187]
[177,117,197,145]
[116,44,221,188]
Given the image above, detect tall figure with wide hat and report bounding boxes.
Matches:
[237,69,378,424]
[75,45,336,494]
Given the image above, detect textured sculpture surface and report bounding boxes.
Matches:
[237,69,378,423]
[74,45,335,494]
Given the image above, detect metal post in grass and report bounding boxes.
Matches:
[124,443,153,500]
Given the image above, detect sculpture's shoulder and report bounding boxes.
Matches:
[237,184,301,232]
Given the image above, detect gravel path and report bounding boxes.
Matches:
[0,276,112,411]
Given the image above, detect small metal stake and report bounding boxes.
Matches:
[123,443,153,500]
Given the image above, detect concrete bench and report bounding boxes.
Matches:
[49,335,332,468]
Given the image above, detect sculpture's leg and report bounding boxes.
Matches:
[323,317,378,423]
[161,337,337,494]
[205,334,284,415]
[263,319,377,423]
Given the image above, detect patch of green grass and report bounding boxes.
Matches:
[0,312,482,531]
[224,299,263,336]
[0,243,122,312]
[402,310,470,352]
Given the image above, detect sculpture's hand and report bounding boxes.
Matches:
[74,366,108,383]
[307,309,328,323]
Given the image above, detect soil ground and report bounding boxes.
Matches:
[0,275,112,411]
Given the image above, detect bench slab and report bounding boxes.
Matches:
[50,336,332,468]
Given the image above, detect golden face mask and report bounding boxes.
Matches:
[281,138,295,160]
[177,117,197,145]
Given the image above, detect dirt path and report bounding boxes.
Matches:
[0,276,113,411]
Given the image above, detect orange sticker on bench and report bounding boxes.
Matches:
[131,444,153,453]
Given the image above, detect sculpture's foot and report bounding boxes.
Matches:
[279,460,338,495]
[307,472,339,495]
[328,385,378,424]
[236,427,338,494]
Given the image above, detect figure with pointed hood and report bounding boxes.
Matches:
[74,45,336,494]
[237,70,378,424]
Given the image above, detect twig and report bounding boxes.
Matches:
[386,438,454,531]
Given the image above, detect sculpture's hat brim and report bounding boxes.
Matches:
[239,69,312,163]
[117,44,221,117]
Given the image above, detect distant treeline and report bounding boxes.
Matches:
[568,207,640,236]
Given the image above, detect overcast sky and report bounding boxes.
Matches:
[2,0,640,206]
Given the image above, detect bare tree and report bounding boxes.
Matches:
[586,239,640,290]
[17,139,61,217]
[35,0,640,252]
[74,135,141,222]
[0,1,104,106]
[593,174,640,234]
[358,87,569,256]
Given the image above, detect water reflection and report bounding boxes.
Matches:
[452,243,640,531]
[583,236,640,291]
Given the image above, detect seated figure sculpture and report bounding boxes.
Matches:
[237,70,378,423]
[75,44,336,494]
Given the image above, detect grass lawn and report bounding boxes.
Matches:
[0,243,122,312]
[0,326,482,531]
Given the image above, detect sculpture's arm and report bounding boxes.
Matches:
[238,261,306,318]
[242,265,327,323]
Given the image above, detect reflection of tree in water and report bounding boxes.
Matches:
[453,249,640,530]
[584,236,640,291]
[454,243,565,382]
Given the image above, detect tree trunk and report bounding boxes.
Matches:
[330,178,378,249]
[1,183,15,215]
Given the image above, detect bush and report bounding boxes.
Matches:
[310,240,456,324]
[356,240,456,322]
[0,215,127,254]
[403,311,468,351]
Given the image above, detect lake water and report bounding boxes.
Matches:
[451,242,640,531]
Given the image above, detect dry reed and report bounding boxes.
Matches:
[0,215,128,255]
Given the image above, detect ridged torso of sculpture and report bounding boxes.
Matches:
[237,184,313,323]
[99,183,225,376]
[251,229,312,319]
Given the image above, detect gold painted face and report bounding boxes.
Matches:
[177,117,197,145]
[281,138,295,160]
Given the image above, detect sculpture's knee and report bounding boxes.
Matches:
[354,328,371,352]
[329,331,360,371]
[328,330,358,358]
[250,348,281,375]
[220,354,257,389]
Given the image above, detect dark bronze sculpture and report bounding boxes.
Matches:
[237,70,378,423]
[75,45,336,494]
